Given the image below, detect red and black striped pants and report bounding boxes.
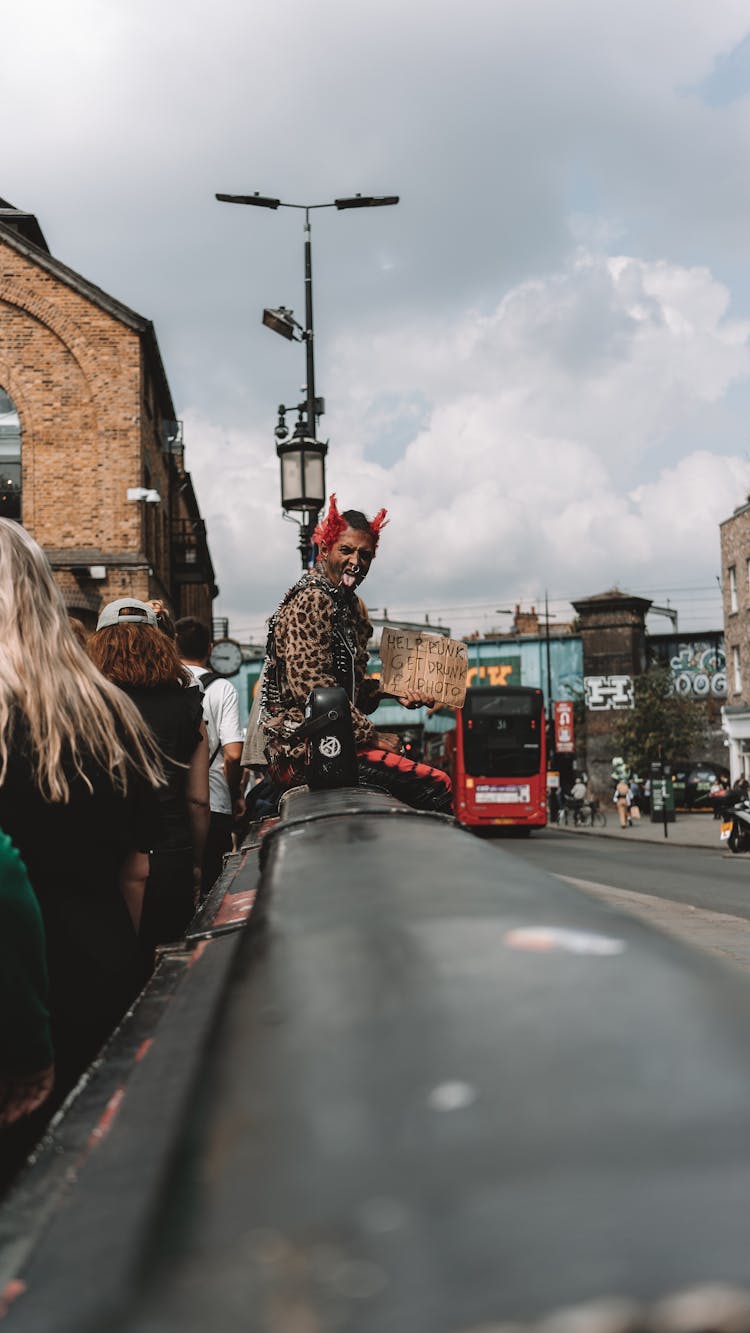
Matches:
[356,748,453,815]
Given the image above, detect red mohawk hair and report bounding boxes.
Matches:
[369,508,389,548]
[312,493,346,550]
[313,494,389,555]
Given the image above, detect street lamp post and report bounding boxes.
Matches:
[538,592,561,762]
[545,590,553,731]
[216,191,399,567]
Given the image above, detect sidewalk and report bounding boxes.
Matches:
[559,810,725,849]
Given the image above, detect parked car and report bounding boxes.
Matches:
[671,761,722,811]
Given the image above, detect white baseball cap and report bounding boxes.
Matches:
[96,598,158,631]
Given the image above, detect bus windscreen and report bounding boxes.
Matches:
[461,692,542,778]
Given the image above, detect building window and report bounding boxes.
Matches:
[733,645,742,694]
[730,565,738,613]
[0,387,21,521]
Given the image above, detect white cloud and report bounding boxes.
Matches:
[328,253,750,464]
[4,0,750,637]
[188,251,750,634]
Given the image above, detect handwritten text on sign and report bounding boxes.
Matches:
[379,629,468,709]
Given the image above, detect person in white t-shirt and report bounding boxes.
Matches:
[566,775,588,823]
[175,617,245,896]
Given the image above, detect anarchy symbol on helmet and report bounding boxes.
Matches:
[319,735,342,758]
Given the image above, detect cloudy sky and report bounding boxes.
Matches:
[6,0,750,638]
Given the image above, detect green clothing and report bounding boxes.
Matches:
[0,829,53,1074]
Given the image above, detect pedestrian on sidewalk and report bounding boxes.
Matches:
[569,775,588,823]
[615,777,631,828]
[709,770,730,819]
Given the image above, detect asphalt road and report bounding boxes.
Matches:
[490,825,750,920]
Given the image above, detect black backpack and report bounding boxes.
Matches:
[194,670,225,766]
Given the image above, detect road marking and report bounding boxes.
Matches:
[556,874,750,972]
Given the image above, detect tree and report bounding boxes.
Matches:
[613,665,706,774]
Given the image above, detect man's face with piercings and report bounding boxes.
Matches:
[320,525,376,591]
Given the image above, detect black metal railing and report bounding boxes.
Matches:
[172,518,210,580]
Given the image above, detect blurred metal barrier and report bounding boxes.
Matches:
[3,787,750,1331]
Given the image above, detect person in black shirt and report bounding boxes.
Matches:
[88,600,210,956]
[0,522,164,1093]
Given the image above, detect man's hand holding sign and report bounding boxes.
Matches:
[379,629,468,709]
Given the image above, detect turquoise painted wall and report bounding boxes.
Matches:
[232,636,584,732]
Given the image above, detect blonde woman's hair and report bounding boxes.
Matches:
[0,520,164,801]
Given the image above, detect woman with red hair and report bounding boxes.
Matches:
[88,603,210,956]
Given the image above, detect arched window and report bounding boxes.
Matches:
[0,388,21,521]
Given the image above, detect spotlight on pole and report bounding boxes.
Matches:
[262,306,303,341]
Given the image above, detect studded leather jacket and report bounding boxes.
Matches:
[261,570,381,771]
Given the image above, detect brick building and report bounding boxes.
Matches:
[720,497,750,778]
[0,198,215,628]
[570,589,652,792]
[567,590,725,794]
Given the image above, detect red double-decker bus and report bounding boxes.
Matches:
[441,685,548,831]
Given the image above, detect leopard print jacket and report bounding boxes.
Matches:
[262,574,381,770]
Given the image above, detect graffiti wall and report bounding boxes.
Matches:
[466,660,521,688]
[584,675,634,710]
[649,634,726,699]
[461,637,583,703]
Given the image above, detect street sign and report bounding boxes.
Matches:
[554,701,575,754]
[650,762,675,826]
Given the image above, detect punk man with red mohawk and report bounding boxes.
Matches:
[261,496,452,813]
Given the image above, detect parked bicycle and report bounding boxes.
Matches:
[581,798,607,827]
[558,797,607,828]
[557,796,583,826]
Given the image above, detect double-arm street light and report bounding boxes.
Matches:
[216,190,399,567]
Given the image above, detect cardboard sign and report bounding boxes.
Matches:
[379,628,468,709]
